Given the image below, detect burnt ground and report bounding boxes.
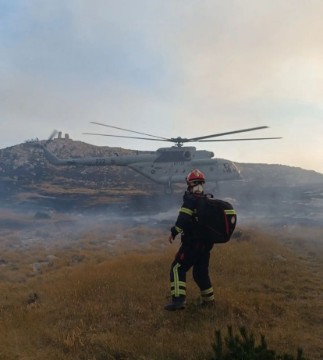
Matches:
[0,180,322,230]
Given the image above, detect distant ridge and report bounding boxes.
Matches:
[0,138,322,213]
[0,138,154,188]
[236,162,323,186]
[1,138,322,186]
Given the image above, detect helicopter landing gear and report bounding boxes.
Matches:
[209,181,219,195]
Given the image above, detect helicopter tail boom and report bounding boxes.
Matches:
[42,146,157,167]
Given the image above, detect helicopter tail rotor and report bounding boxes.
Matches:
[46,130,58,144]
[28,130,58,150]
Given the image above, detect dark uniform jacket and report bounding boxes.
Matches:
[171,191,211,245]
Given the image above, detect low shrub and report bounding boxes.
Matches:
[211,326,308,360]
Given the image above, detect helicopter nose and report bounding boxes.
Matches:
[227,161,242,179]
[234,165,243,179]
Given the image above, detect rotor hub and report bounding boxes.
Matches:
[170,137,189,147]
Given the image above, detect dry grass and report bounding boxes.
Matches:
[23,183,150,197]
[0,212,322,359]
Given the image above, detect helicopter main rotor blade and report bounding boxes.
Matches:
[90,122,169,140]
[85,123,281,147]
[188,126,270,142]
[83,132,169,141]
[198,136,282,142]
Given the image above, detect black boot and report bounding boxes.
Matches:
[197,300,215,309]
[164,297,186,311]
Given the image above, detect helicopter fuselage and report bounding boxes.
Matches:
[42,145,241,189]
[127,147,241,185]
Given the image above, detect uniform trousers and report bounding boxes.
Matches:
[169,239,214,300]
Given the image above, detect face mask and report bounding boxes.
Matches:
[192,184,203,193]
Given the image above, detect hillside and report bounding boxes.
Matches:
[1,138,322,190]
[0,138,322,224]
[0,138,159,211]
[0,138,155,190]
[237,162,323,186]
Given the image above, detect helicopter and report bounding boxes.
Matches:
[39,123,281,194]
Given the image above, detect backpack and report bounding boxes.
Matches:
[196,196,237,243]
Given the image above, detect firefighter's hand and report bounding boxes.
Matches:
[168,234,175,244]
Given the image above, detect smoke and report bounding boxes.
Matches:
[1,175,322,253]
[217,180,323,228]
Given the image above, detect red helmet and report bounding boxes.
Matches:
[186,169,206,185]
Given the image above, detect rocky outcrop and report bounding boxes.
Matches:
[0,138,153,188]
[0,138,160,210]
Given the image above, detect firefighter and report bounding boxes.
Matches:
[164,169,215,311]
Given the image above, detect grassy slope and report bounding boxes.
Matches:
[0,217,322,360]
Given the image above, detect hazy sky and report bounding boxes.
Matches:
[1,1,323,173]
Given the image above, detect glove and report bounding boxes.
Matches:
[169,226,178,243]
[168,234,174,244]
